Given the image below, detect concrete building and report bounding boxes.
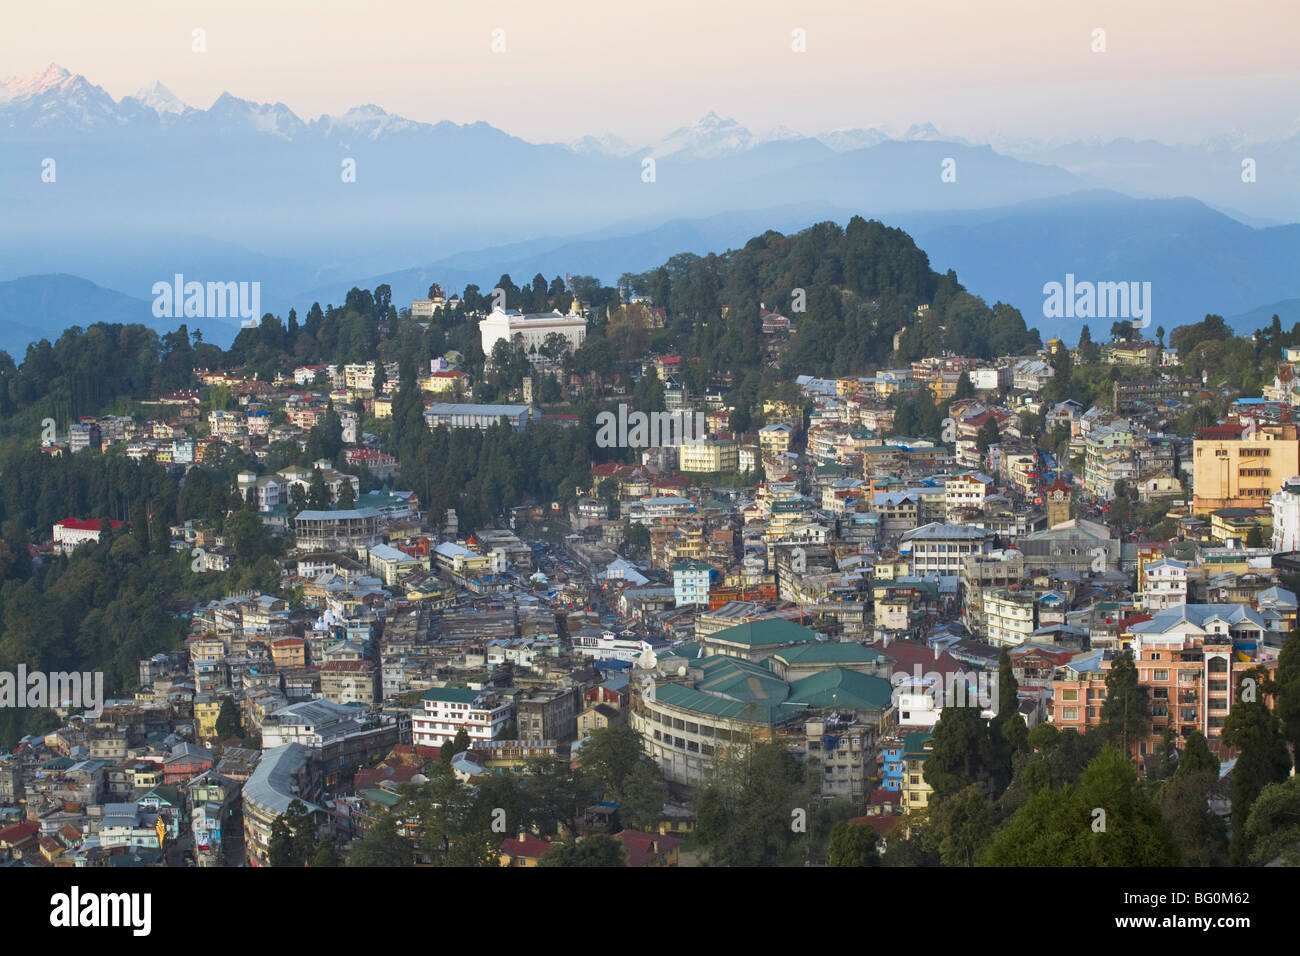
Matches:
[678,437,739,473]
[411,687,513,748]
[1270,475,1300,552]
[423,403,540,432]
[901,523,996,575]
[673,561,712,607]
[1193,422,1300,515]
[984,588,1036,647]
[242,743,325,866]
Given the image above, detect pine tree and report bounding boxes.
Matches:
[1098,651,1150,759]
[307,469,331,511]
[988,648,1029,795]
[1222,670,1292,863]
[924,705,992,800]
[1269,632,1300,770]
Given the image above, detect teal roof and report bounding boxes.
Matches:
[693,656,789,703]
[365,787,401,808]
[672,561,712,572]
[708,618,817,648]
[653,681,788,724]
[788,669,893,711]
[420,686,482,704]
[651,663,892,726]
[902,732,934,760]
[774,642,887,665]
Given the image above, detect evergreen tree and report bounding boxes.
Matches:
[933,784,993,867]
[307,469,331,511]
[215,696,242,740]
[924,705,992,800]
[975,418,1000,456]
[336,481,356,510]
[987,647,1028,794]
[980,747,1179,866]
[1222,669,1292,863]
[1098,651,1150,759]
[268,800,317,866]
[1175,730,1219,778]
[346,819,412,867]
[1243,776,1300,865]
[537,835,626,867]
[1269,632,1300,770]
[310,842,341,867]
[827,821,880,867]
[452,727,471,755]
[1159,771,1227,866]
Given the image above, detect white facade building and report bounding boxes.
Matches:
[479,303,586,357]
[1142,557,1189,611]
[411,688,513,747]
[1271,476,1300,552]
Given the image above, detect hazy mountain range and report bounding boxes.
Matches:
[2,64,1297,356]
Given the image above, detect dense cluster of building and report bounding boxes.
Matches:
[5,300,1298,868]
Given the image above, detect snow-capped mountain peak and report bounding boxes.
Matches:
[0,63,123,128]
[0,63,74,102]
[130,80,189,115]
[818,127,890,152]
[651,112,753,159]
[567,132,640,157]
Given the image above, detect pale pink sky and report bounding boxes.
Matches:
[3,0,1297,144]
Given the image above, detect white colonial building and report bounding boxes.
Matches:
[479,302,587,357]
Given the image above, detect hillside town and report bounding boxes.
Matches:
[2,283,1298,871]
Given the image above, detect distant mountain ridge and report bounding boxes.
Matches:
[0,274,239,357]
[1,64,1297,354]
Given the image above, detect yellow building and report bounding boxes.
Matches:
[679,438,738,473]
[1209,508,1271,543]
[758,423,794,458]
[1192,422,1300,515]
[194,698,222,741]
[131,764,162,790]
[900,733,935,813]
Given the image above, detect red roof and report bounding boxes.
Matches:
[868,639,965,676]
[0,821,39,845]
[56,518,124,532]
[321,660,369,672]
[847,814,903,838]
[500,835,554,860]
[612,829,680,866]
